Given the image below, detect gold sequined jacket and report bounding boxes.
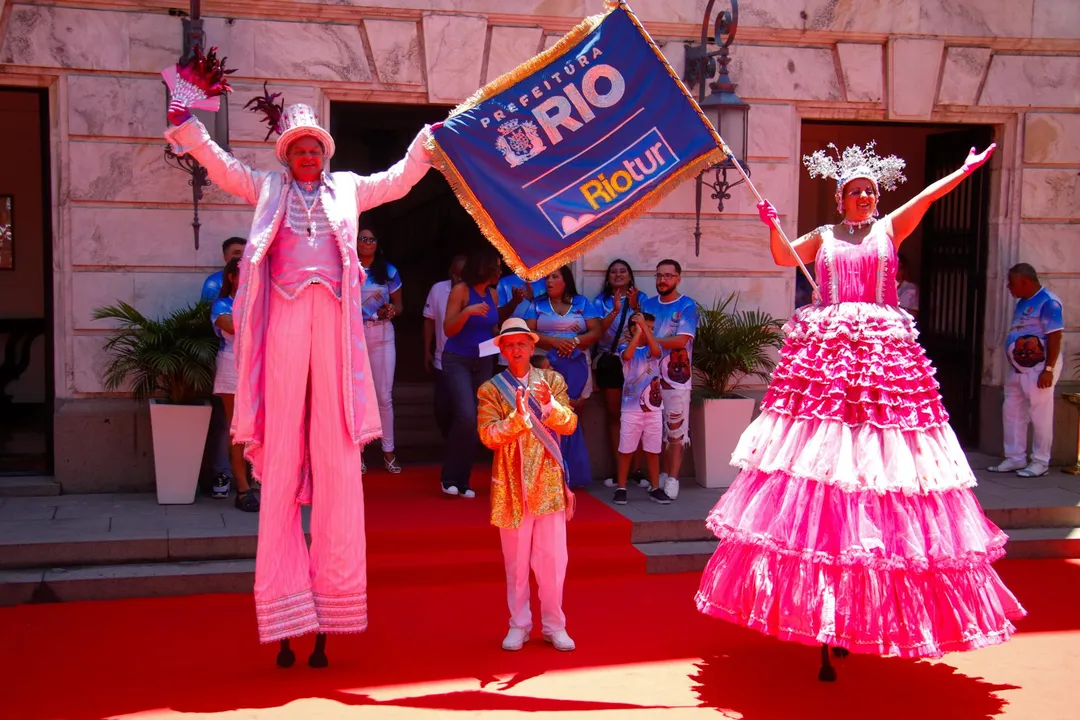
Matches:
[477,368,578,530]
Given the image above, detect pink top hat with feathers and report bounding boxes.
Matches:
[245,84,335,166]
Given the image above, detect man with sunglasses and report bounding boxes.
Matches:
[641,259,698,501]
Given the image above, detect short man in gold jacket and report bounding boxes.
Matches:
[478,318,578,652]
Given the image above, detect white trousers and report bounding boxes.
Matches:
[1003,367,1060,465]
[499,509,567,635]
[364,322,396,452]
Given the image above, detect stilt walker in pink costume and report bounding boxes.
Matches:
[164,74,437,668]
[695,139,1026,681]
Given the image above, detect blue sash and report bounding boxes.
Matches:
[491,369,567,482]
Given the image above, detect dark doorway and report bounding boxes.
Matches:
[0,87,53,476]
[331,102,493,457]
[919,126,994,446]
[330,102,490,384]
[798,121,994,447]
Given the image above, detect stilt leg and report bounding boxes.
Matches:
[818,643,837,682]
[309,633,329,669]
[277,639,296,668]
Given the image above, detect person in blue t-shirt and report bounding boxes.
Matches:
[200,236,247,303]
[593,259,651,490]
[497,273,547,320]
[358,222,404,474]
[989,263,1065,478]
[525,266,602,488]
[201,236,246,498]
[441,247,506,497]
[611,312,672,506]
[210,258,259,512]
[641,259,699,501]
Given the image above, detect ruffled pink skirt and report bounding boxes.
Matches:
[695,302,1026,658]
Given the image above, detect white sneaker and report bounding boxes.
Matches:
[441,485,460,496]
[1017,461,1049,478]
[543,629,575,651]
[461,489,477,499]
[664,477,680,500]
[638,477,651,489]
[604,478,616,487]
[502,627,529,651]
[988,458,1027,473]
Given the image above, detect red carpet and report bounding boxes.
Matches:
[364,465,644,586]
[1,465,1077,719]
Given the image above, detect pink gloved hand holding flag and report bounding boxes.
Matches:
[163,46,236,125]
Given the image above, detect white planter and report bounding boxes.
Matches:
[690,395,755,489]
[149,398,212,504]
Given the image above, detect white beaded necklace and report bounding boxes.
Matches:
[841,216,875,235]
[288,182,325,240]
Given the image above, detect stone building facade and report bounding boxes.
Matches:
[0,1,1077,491]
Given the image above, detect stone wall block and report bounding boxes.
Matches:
[485,26,543,85]
[1033,0,1080,40]
[1018,223,1080,274]
[68,142,277,204]
[980,56,1080,108]
[70,207,254,268]
[582,216,780,277]
[423,14,488,104]
[1021,169,1080,220]
[251,21,372,83]
[887,38,945,120]
[72,271,206,331]
[937,47,992,106]
[729,45,842,102]
[68,76,165,139]
[0,6,129,70]
[364,19,424,85]
[836,43,883,103]
[1024,113,1080,164]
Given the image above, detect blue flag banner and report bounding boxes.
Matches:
[426,2,728,281]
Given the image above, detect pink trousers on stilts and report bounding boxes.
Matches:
[254,285,368,643]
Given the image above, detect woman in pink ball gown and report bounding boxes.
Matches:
[695,141,1026,681]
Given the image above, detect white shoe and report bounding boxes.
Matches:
[604,477,616,487]
[441,485,459,496]
[1017,461,1049,478]
[543,629,575,652]
[461,489,477,499]
[637,477,651,489]
[502,627,529,651]
[664,477,680,500]
[988,458,1026,473]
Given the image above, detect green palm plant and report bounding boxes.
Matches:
[692,292,786,399]
[93,300,219,404]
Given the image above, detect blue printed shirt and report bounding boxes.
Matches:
[622,345,663,413]
[201,270,223,303]
[210,296,235,352]
[594,290,650,353]
[1007,287,1064,374]
[498,275,548,319]
[361,263,402,322]
[526,295,602,339]
[641,294,699,391]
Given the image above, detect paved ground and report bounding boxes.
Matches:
[1,452,1079,552]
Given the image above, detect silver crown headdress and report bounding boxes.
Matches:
[802,141,907,195]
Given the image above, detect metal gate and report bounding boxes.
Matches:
[918,126,994,446]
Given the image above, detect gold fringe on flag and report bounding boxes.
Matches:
[427,1,730,281]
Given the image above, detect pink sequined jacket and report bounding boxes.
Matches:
[164,118,433,487]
